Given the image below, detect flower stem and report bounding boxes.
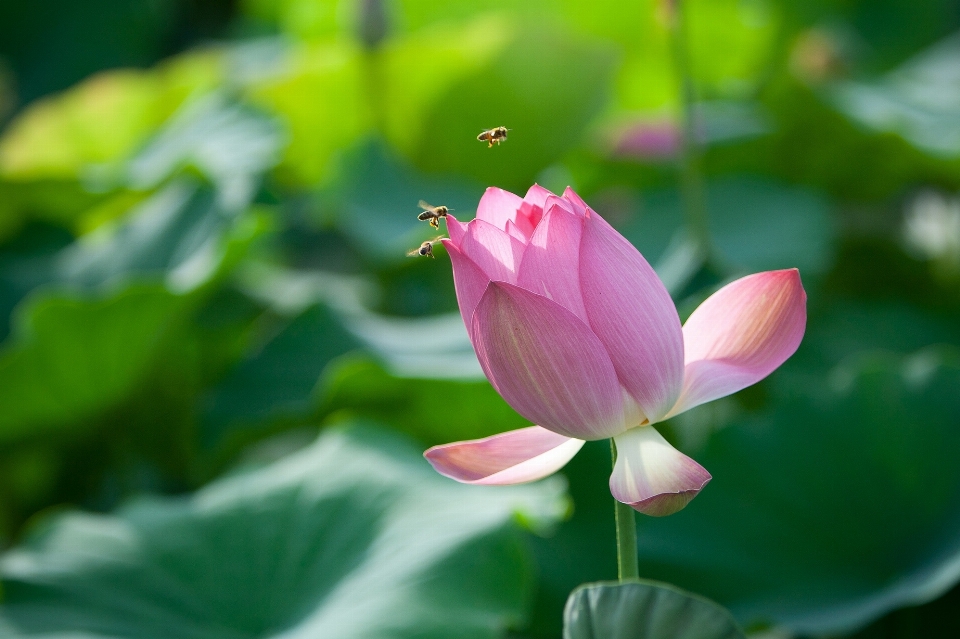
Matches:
[610,439,639,581]
[668,0,711,259]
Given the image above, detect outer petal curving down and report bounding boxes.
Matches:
[668,269,807,417]
[472,282,630,440]
[579,210,684,423]
[610,426,711,516]
[424,426,584,485]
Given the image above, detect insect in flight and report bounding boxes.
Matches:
[477,126,509,148]
[416,200,451,229]
[407,236,445,259]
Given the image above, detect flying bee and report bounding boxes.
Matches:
[417,200,451,229]
[407,236,445,259]
[477,126,509,148]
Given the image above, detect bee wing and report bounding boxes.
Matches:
[418,200,435,211]
[406,248,422,257]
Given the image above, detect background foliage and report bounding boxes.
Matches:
[1,0,959,637]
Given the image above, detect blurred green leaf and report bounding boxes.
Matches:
[400,18,617,191]
[828,32,960,158]
[635,346,960,635]
[322,357,528,446]
[202,302,361,445]
[119,92,284,193]
[0,422,567,638]
[57,180,231,292]
[0,53,223,182]
[0,286,187,443]
[323,140,482,265]
[617,176,835,276]
[564,580,745,639]
[245,41,372,186]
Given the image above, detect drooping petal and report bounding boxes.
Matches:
[444,240,492,332]
[516,203,588,322]
[424,426,584,485]
[472,282,629,440]
[459,219,525,285]
[610,426,711,516]
[668,269,807,417]
[476,187,523,231]
[445,213,469,246]
[579,210,684,423]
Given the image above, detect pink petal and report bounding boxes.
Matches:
[476,187,523,231]
[445,213,468,246]
[515,184,556,237]
[562,186,590,214]
[579,209,684,423]
[543,194,579,217]
[459,219,525,285]
[504,219,528,243]
[444,240,491,332]
[424,426,584,485]
[524,183,555,210]
[668,269,807,417]
[472,282,634,440]
[516,203,588,323]
[610,425,711,516]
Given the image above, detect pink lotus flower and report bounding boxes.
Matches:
[424,185,806,516]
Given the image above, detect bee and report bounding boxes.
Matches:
[407,236,445,259]
[477,126,509,148]
[416,200,451,229]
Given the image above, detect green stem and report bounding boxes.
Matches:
[611,439,639,581]
[668,0,711,259]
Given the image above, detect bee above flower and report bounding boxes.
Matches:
[425,185,806,516]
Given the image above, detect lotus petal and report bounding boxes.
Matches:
[579,210,684,423]
[476,187,523,231]
[472,282,630,439]
[424,426,584,485]
[517,203,588,322]
[445,213,469,246]
[610,426,711,516]
[459,219,525,285]
[668,269,807,417]
[445,240,493,332]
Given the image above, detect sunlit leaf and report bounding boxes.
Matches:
[245,41,372,186]
[0,422,568,639]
